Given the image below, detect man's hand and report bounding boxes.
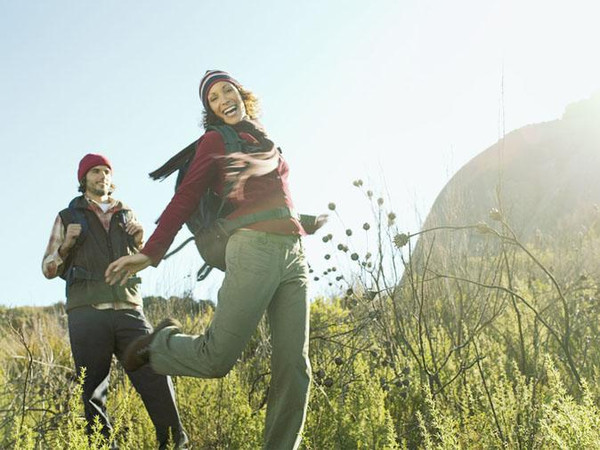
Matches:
[105,253,152,286]
[125,220,144,247]
[59,224,82,257]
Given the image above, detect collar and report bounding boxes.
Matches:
[84,196,120,213]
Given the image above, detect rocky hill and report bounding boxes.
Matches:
[411,92,600,273]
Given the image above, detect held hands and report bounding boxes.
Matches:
[105,253,152,286]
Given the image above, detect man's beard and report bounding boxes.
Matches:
[89,184,110,197]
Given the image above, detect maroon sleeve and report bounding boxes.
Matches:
[142,131,225,265]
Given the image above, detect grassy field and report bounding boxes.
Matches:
[4,190,600,449]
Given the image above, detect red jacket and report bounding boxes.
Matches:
[142,129,303,265]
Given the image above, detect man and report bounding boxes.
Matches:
[42,153,187,449]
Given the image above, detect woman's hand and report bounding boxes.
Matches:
[314,214,329,232]
[105,253,152,286]
[300,214,329,235]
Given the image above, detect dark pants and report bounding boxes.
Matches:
[68,306,187,449]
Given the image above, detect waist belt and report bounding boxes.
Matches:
[219,206,296,234]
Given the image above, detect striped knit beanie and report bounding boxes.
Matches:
[199,70,240,110]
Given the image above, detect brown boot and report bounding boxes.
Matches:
[122,318,181,372]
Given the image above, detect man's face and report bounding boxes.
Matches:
[84,165,112,197]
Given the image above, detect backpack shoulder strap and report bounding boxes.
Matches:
[59,197,89,245]
[69,198,89,243]
[113,208,138,248]
[206,124,246,210]
[57,197,89,282]
[207,124,243,154]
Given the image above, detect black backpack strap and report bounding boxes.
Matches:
[58,199,90,284]
[57,208,76,284]
[114,209,138,249]
[208,124,244,154]
[208,124,245,203]
[163,236,195,260]
[196,263,213,282]
[66,198,89,246]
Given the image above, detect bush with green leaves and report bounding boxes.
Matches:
[5,182,600,448]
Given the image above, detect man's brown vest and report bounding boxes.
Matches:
[58,196,143,311]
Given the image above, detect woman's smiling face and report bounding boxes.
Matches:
[207,81,246,125]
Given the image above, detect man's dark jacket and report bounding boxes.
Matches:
[59,196,142,311]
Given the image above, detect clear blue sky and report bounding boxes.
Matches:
[2,0,599,306]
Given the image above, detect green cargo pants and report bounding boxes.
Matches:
[150,229,311,450]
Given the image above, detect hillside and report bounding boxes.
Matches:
[424,92,600,241]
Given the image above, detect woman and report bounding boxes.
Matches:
[105,70,324,450]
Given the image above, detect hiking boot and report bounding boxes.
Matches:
[122,318,181,372]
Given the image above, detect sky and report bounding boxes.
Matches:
[1,0,599,307]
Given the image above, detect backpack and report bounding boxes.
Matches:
[153,125,294,281]
[174,125,239,250]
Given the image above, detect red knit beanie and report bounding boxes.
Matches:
[78,153,112,181]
